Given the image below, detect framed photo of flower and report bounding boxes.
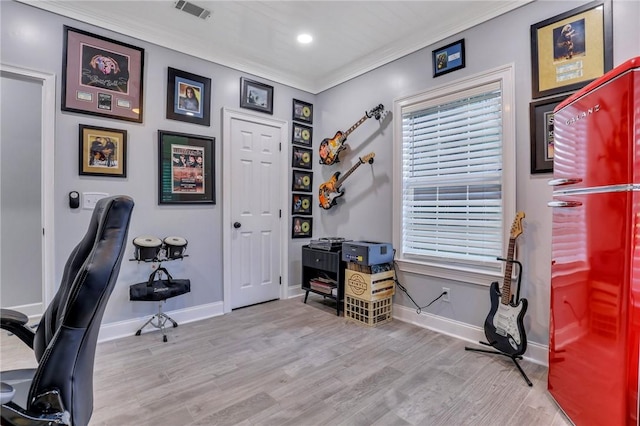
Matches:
[62,26,144,123]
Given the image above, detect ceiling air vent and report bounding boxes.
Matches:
[174,1,211,20]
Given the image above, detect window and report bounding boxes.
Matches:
[392,65,515,284]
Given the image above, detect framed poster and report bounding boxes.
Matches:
[78,124,127,177]
[292,216,313,239]
[292,99,313,124]
[292,193,313,215]
[530,95,568,174]
[530,0,612,98]
[158,130,215,205]
[292,170,313,192]
[166,67,211,126]
[62,26,144,123]
[240,77,273,114]
[292,123,313,146]
[292,146,312,169]
[432,39,465,77]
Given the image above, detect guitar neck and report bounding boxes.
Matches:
[341,115,369,141]
[335,160,364,188]
[500,238,516,305]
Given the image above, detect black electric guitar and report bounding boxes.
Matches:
[318,104,385,166]
[318,153,375,209]
[484,212,528,356]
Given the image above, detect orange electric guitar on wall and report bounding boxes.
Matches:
[318,153,375,210]
[318,105,385,166]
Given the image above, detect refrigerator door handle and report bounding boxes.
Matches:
[547,200,583,208]
[548,178,583,187]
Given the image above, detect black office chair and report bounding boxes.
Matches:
[0,195,134,426]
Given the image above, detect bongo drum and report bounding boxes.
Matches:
[132,235,162,261]
[163,236,188,259]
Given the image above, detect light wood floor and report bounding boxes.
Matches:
[1,297,571,425]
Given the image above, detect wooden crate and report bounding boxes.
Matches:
[344,295,393,326]
[345,269,395,301]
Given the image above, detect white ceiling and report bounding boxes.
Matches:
[21,0,532,94]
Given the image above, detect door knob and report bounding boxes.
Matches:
[233,222,241,229]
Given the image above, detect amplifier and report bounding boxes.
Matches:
[341,241,393,265]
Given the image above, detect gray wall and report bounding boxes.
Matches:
[312,0,640,345]
[0,74,42,307]
[0,0,312,323]
[2,0,639,348]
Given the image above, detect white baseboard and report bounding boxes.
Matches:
[393,304,549,366]
[287,286,305,299]
[98,301,224,343]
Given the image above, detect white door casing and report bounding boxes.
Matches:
[222,108,288,312]
[0,64,56,312]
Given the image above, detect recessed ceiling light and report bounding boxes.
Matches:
[297,34,313,44]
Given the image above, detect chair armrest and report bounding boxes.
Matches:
[0,309,34,349]
[1,382,15,405]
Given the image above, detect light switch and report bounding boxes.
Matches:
[82,192,109,210]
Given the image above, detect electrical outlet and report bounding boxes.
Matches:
[442,287,450,302]
[82,192,109,210]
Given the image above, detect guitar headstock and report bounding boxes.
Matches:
[366,104,385,120]
[360,152,375,164]
[510,211,525,239]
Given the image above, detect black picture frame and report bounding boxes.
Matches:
[292,193,313,215]
[292,146,313,170]
[530,94,569,174]
[158,130,215,204]
[166,67,212,126]
[292,99,313,124]
[292,216,313,239]
[78,124,127,178]
[62,26,144,123]
[240,77,274,115]
[292,123,313,146]
[530,0,613,99]
[432,39,465,77]
[292,170,313,192]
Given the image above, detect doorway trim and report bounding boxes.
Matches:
[221,108,288,314]
[0,63,56,310]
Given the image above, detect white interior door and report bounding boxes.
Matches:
[223,109,286,311]
[0,65,55,315]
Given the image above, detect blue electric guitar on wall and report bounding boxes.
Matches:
[484,212,527,356]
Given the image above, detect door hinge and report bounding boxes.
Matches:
[279,142,282,152]
[279,276,282,285]
[279,209,281,218]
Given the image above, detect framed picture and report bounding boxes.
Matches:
[292,216,313,239]
[530,0,612,99]
[530,94,569,174]
[158,130,215,205]
[62,26,144,123]
[292,146,313,169]
[292,170,313,192]
[292,123,313,146]
[166,67,212,126]
[78,124,127,177]
[432,39,465,77]
[292,193,313,215]
[240,77,274,115]
[292,99,313,124]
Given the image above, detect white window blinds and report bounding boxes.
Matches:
[401,81,503,266]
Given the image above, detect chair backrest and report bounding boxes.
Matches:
[28,195,134,426]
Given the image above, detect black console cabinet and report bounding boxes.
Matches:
[301,245,345,315]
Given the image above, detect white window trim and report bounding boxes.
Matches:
[392,63,516,286]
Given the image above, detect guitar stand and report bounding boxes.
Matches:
[465,341,532,386]
[465,258,532,387]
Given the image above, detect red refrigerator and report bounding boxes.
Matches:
[549,56,640,425]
